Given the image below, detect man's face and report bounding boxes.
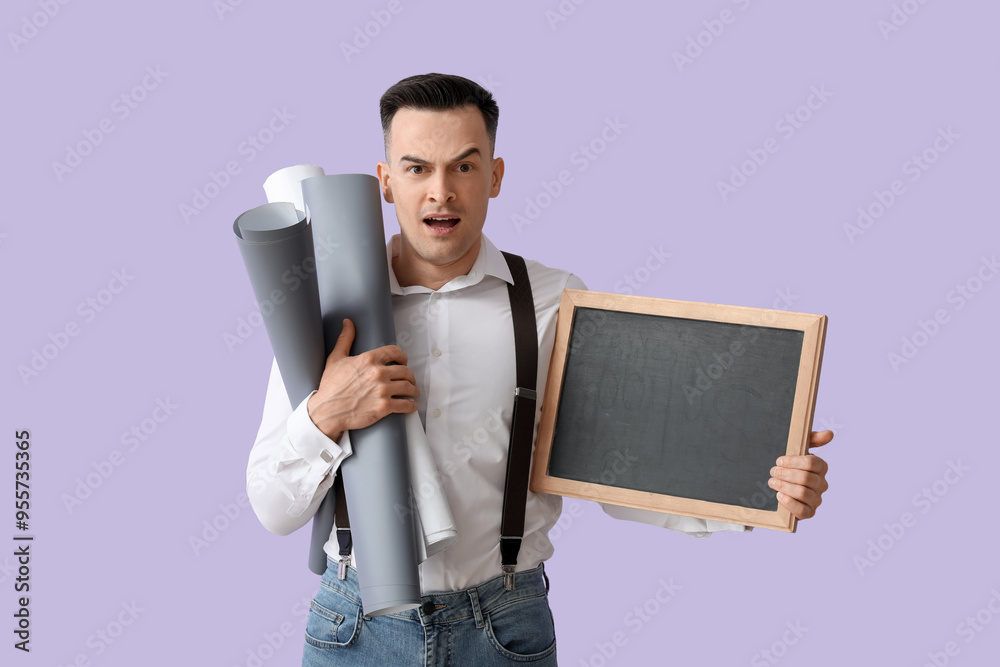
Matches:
[377,105,503,276]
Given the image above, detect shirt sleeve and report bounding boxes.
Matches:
[246,357,353,536]
[599,503,752,538]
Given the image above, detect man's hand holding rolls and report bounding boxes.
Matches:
[306,318,419,443]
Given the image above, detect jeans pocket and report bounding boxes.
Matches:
[304,584,363,649]
[484,592,557,662]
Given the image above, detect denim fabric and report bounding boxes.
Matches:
[302,559,558,666]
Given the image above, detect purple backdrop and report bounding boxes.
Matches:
[4,1,998,665]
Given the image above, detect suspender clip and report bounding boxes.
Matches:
[336,526,352,580]
[502,564,516,591]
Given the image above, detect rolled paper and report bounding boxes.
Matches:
[301,173,420,617]
[406,412,457,560]
[233,203,325,409]
[263,164,324,213]
[262,166,458,568]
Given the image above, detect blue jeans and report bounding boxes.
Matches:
[302,559,558,666]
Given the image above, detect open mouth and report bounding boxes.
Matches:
[423,216,460,232]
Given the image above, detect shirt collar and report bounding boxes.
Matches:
[386,233,514,295]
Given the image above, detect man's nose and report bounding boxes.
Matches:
[427,171,456,202]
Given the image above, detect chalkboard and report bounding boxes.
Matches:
[530,290,827,532]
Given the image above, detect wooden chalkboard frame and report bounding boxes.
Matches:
[530,290,827,533]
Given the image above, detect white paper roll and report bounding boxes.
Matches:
[263,164,324,213]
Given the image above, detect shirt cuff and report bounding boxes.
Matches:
[284,390,352,515]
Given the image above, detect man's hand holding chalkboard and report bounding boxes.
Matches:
[768,430,833,520]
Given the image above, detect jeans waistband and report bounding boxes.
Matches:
[319,559,550,626]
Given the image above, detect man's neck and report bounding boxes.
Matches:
[393,236,481,291]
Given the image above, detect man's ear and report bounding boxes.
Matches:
[376,161,394,203]
[489,156,504,198]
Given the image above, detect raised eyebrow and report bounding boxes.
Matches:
[398,147,481,166]
[451,147,481,163]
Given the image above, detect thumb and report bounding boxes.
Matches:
[331,318,355,359]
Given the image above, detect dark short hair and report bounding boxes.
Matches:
[379,73,499,158]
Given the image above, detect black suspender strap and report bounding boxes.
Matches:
[333,471,352,579]
[499,251,538,591]
[327,251,538,591]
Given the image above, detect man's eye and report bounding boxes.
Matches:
[457,164,472,173]
[408,165,424,174]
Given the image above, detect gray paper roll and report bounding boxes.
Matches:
[234,203,338,580]
[302,174,420,617]
[233,203,325,408]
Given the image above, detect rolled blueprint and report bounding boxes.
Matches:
[301,173,420,616]
[233,203,325,408]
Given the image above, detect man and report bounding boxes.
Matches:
[247,73,833,666]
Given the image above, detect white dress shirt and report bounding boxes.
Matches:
[246,233,749,593]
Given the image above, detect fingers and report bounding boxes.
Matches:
[331,318,356,359]
[769,466,829,494]
[387,379,420,401]
[771,453,829,520]
[776,454,829,476]
[808,429,834,447]
[774,485,820,520]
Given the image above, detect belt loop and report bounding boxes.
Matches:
[468,587,485,629]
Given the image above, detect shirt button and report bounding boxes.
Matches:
[432,409,441,418]
[432,348,442,357]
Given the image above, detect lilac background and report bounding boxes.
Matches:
[3,1,998,665]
